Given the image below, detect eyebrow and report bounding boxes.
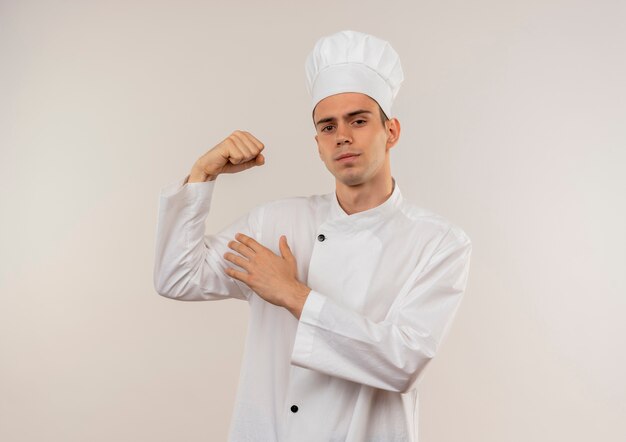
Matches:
[315,109,373,127]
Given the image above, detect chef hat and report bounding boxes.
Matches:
[305,30,404,118]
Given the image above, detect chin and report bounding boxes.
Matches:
[336,171,366,187]
[326,163,371,186]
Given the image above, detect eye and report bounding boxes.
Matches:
[353,119,366,126]
[321,125,334,133]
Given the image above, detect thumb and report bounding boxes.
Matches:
[255,153,265,166]
[279,235,293,260]
[222,153,265,174]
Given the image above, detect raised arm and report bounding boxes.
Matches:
[153,131,266,301]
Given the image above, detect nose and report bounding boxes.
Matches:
[335,124,352,147]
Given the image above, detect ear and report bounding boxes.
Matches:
[385,118,401,150]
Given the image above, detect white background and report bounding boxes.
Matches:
[1,0,625,440]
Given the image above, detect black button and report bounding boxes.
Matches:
[290,405,299,413]
[317,234,326,242]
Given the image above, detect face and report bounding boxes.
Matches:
[313,92,400,187]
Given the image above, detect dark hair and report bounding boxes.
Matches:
[378,105,389,126]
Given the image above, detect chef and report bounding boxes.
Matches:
[154,30,472,442]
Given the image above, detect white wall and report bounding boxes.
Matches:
[1,0,625,440]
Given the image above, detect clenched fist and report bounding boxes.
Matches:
[189,130,265,182]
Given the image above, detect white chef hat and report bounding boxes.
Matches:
[305,30,404,118]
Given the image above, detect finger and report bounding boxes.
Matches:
[228,134,255,163]
[223,251,250,270]
[279,235,292,260]
[224,266,250,284]
[228,240,255,259]
[222,138,246,165]
[230,131,256,157]
[235,232,263,252]
[233,130,262,156]
[241,131,265,152]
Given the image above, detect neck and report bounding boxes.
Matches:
[334,164,394,215]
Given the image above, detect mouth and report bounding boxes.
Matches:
[335,153,360,162]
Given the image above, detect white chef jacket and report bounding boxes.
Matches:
[153,174,472,442]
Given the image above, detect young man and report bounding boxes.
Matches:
[154,30,472,442]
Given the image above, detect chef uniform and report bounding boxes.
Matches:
[153,30,472,442]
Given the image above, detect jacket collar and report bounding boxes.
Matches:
[326,177,403,228]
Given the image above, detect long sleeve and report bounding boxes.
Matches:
[290,227,472,393]
[153,174,264,302]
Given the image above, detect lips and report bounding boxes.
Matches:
[335,153,360,161]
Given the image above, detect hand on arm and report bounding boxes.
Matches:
[223,233,311,319]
